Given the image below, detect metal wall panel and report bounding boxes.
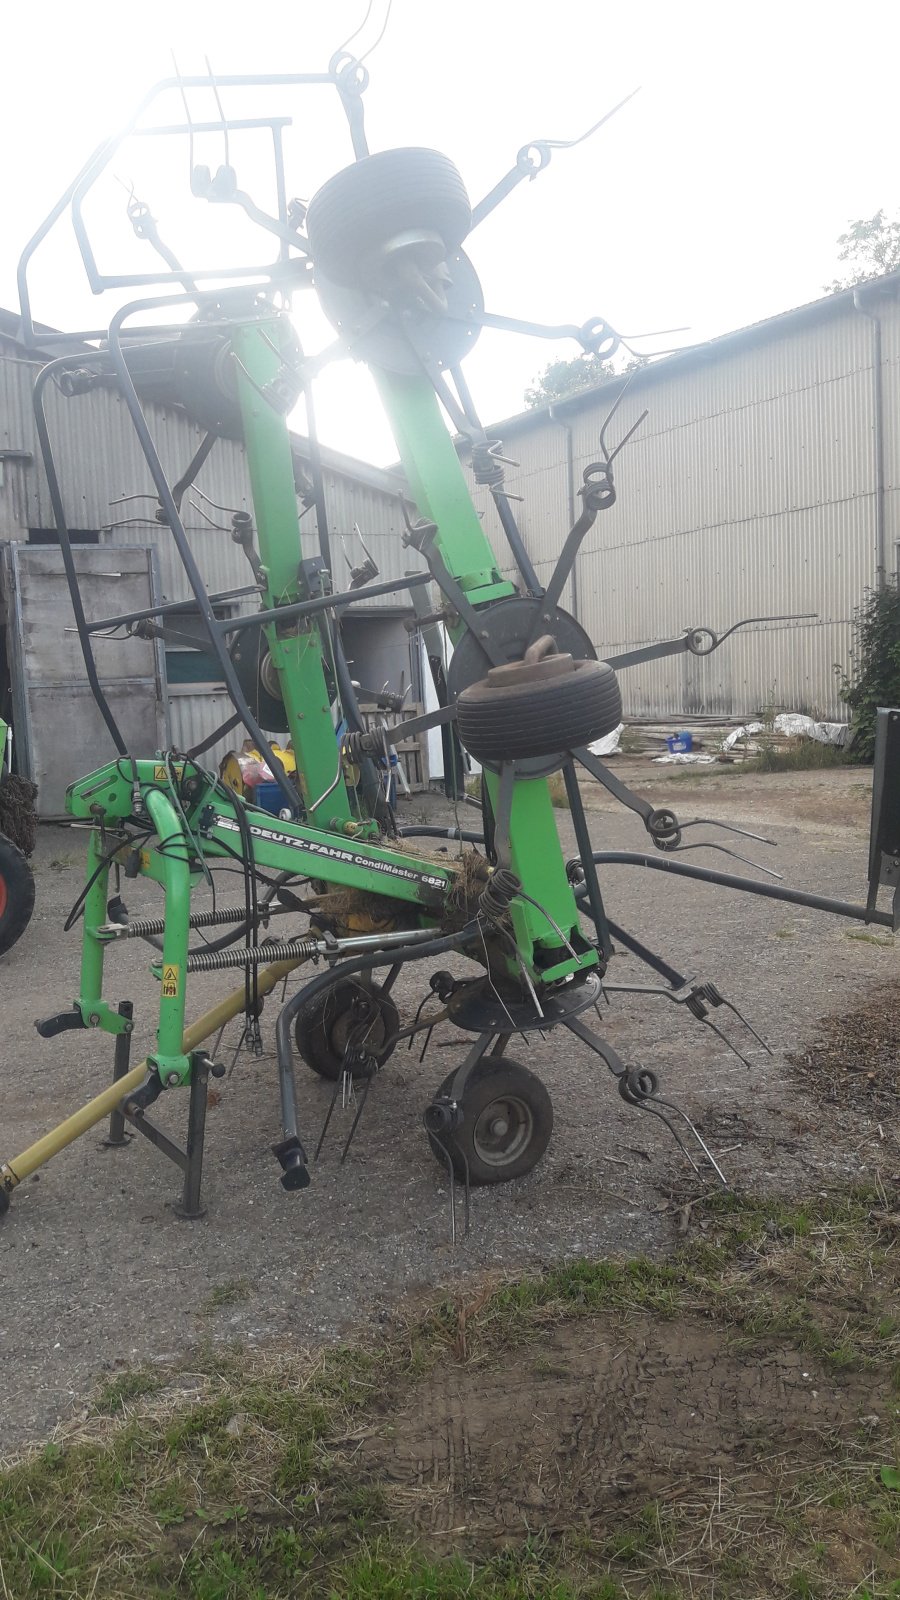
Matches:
[2,543,167,816]
[468,296,895,720]
[315,467,428,603]
[1,342,424,794]
[169,692,246,777]
[7,287,899,730]
[0,350,419,607]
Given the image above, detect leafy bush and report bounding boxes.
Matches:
[837,581,900,762]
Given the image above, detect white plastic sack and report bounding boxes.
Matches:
[588,722,624,757]
[723,714,848,752]
[652,752,717,765]
[772,713,849,746]
[722,722,765,752]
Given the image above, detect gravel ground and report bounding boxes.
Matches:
[0,765,895,1457]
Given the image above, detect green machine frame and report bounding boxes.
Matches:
[3,58,896,1224]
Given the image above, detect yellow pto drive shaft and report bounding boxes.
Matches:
[0,957,307,1206]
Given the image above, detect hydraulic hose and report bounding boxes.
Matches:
[397,825,486,844]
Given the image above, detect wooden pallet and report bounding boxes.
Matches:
[358,701,428,792]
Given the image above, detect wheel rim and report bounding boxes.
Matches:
[472,1094,534,1169]
[327,993,388,1059]
[0,874,7,919]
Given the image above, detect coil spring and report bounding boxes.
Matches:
[123,905,252,939]
[185,936,318,974]
[341,729,370,764]
[478,868,521,923]
[471,440,506,489]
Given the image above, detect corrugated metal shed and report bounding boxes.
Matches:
[462,280,900,721]
[1,324,422,764]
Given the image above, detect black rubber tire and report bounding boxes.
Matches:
[0,832,35,956]
[427,1058,553,1186]
[306,148,472,290]
[456,659,622,763]
[293,978,399,1081]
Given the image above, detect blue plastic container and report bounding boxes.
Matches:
[665,732,693,755]
[252,781,284,815]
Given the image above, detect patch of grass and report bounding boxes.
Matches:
[47,854,75,870]
[198,1279,253,1317]
[846,930,895,948]
[744,739,847,774]
[664,761,742,780]
[1,1191,898,1599]
[93,1369,164,1414]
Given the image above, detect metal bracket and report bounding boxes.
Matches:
[572,745,682,848]
[400,509,506,663]
[73,999,135,1035]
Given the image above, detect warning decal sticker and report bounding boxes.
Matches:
[161,964,180,998]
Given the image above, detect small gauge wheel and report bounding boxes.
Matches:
[426,1058,553,1185]
[293,978,399,1080]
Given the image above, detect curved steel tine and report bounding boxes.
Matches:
[418,1024,435,1064]
[630,1098,702,1176]
[597,369,636,459]
[453,1138,471,1238]
[408,993,429,1050]
[315,1072,344,1160]
[432,1136,457,1247]
[514,952,544,1021]
[340,1072,373,1163]
[674,842,784,880]
[716,995,774,1056]
[226,1024,247,1078]
[650,1094,728,1187]
[699,1014,755,1071]
[680,817,776,846]
[533,88,642,153]
[606,408,649,464]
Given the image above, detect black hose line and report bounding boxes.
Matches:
[397,825,486,844]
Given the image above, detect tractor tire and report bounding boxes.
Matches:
[306,147,472,290]
[0,832,35,956]
[456,658,622,763]
[427,1058,554,1185]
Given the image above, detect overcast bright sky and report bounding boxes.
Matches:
[2,0,899,464]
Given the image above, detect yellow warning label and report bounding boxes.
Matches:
[161,963,180,999]
[140,849,151,872]
[153,764,168,782]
